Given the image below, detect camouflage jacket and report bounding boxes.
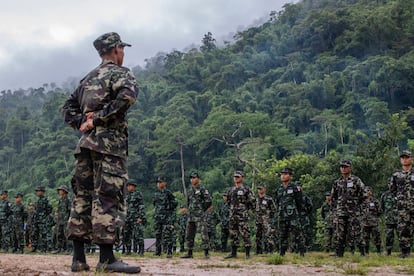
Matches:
[0,199,12,223]
[178,213,187,234]
[62,59,139,157]
[320,201,334,228]
[362,197,382,227]
[126,190,146,224]
[275,182,303,221]
[227,184,256,221]
[34,196,53,222]
[255,194,276,225]
[11,202,27,225]
[187,185,212,222]
[27,210,35,229]
[331,174,365,217]
[153,188,177,224]
[300,193,313,218]
[218,201,230,228]
[389,168,414,211]
[380,190,398,225]
[56,196,71,225]
[205,208,220,232]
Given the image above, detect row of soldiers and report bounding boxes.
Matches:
[0,185,71,254]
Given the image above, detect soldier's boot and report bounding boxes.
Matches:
[121,245,125,254]
[350,246,355,255]
[399,247,410,258]
[204,249,210,259]
[268,245,273,254]
[336,247,344,257]
[133,244,138,254]
[245,246,251,259]
[166,246,173,258]
[255,245,262,255]
[359,246,365,256]
[138,243,144,256]
[224,246,237,259]
[154,244,162,256]
[279,247,286,256]
[300,248,305,257]
[386,248,392,256]
[181,249,193,258]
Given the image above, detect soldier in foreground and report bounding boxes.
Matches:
[389,150,414,258]
[381,181,398,255]
[255,184,276,254]
[62,32,140,273]
[224,170,256,259]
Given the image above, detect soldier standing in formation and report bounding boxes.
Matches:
[123,179,146,256]
[225,170,256,259]
[331,160,366,257]
[381,181,398,255]
[296,189,313,252]
[181,172,212,259]
[153,176,177,258]
[389,150,414,258]
[275,167,305,257]
[255,184,276,254]
[206,204,220,251]
[11,193,27,253]
[219,193,230,252]
[178,206,187,252]
[321,191,335,252]
[0,191,12,252]
[31,186,53,253]
[362,186,382,254]
[54,185,71,254]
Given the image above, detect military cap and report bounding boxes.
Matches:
[233,170,245,177]
[35,186,46,192]
[280,167,293,174]
[400,150,412,158]
[189,172,200,178]
[93,32,131,55]
[339,160,352,167]
[28,203,35,206]
[156,176,167,182]
[14,193,23,198]
[57,185,69,193]
[126,179,137,186]
[257,183,265,189]
[1,190,8,195]
[325,191,332,196]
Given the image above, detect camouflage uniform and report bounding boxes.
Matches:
[255,190,276,254]
[26,204,35,247]
[331,161,365,257]
[321,197,335,252]
[124,184,146,255]
[295,193,313,252]
[11,195,27,253]
[225,171,256,258]
[362,191,382,254]
[55,186,71,252]
[0,191,12,252]
[380,189,398,255]
[62,43,139,246]
[32,187,53,252]
[275,181,304,256]
[178,209,187,252]
[389,152,414,257]
[206,206,220,251]
[153,178,177,257]
[218,197,230,252]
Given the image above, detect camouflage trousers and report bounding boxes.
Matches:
[279,218,304,253]
[325,227,334,252]
[336,215,364,251]
[363,225,381,250]
[397,209,414,250]
[155,221,175,252]
[0,221,12,250]
[220,225,229,250]
[186,220,209,250]
[66,149,127,245]
[32,220,52,251]
[12,222,25,250]
[178,230,186,250]
[208,229,220,250]
[55,223,68,250]
[255,222,274,253]
[123,220,144,249]
[229,216,251,247]
[293,216,312,252]
[384,224,398,250]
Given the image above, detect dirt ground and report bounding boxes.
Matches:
[0,252,409,276]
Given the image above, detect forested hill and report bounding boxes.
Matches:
[0,0,413,212]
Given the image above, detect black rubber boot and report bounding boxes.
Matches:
[138,244,144,256]
[224,246,237,259]
[359,246,365,256]
[387,248,392,256]
[166,246,173,258]
[181,249,193,258]
[204,249,210,259]
[245,246,251,259]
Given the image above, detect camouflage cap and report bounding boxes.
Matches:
[156,176,167,182]
[280,167,293,174]
[14,193,23,198]
[233,170,245,177]
[57,185,69,193]
[93,32,131,55]
[189,172,200,178]
[400,150,412,158]
[257,183,265,189]
[35,186,46,192]
[1,190,8,195]
[325,191,332,196]
[127,179,137,186]
[340,160,352,167]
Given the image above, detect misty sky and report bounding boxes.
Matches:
[0,0,293,91]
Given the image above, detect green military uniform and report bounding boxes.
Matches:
[0,191,12,252]
[275,168,304,256]
[362,187,382,254]
[11,193,27,253]
[31,186,53,253]
[206,206,220,251]
[295,192,313,252]
[255,185,277,254]
[381,188,398,255]
[55,185,71,253]
[123,179,146,255]
[218,195,230,252]
[321,192,335,252]
[153,176,177,257]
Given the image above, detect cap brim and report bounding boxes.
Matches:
[120,42,131,47]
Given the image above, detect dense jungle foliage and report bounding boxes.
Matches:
[1,0,413,244]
